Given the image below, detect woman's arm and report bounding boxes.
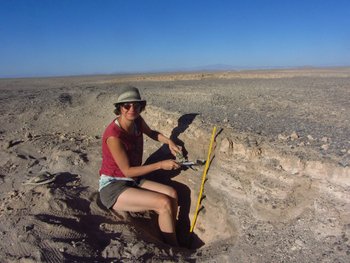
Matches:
[107,137,180,178]
[141,118,182,156]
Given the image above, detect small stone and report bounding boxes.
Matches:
[59,134,67,140]
[291,131,299,140]
[278,134,289,141]
[131,243,147,257]
[321,137,328,143]
[291,246,298,251]
[220,137,233,154]
[321,144,329,151]
[307,135,314,141]
[223,117,229,123]
[339,156,350,167]
[166,118,174,125]
[295,239,304,247]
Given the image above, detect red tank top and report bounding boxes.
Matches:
[99,117,144,177]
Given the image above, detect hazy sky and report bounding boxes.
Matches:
[1,0,349,77]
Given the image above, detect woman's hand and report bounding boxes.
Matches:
[160,160,181,170]
[168,140,182,157]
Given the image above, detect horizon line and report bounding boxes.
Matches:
[1,65,350,80]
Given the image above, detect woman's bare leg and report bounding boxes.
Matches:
[140,180,178,221]
[140,180,179,245]
[112,187,178,246]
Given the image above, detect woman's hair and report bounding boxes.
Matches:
[113,102,146,115]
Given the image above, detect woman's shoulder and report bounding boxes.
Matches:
[104,119,122,138]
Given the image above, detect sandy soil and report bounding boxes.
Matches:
[0,68,350,262]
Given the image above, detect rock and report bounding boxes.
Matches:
[321,137,328,143]
[307,135,314,141]
[166,118,174,125]
[295,239,305,248]
[220,137,233,154]
[249,147,262,157]
[278,134,289,141]
[321,144,329,151]
[131,243,147,257]
[290,131,299,140]
[339,156,350,167]
[232,142,247,156]
[59,134,68,142]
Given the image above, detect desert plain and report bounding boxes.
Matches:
[0,68,350,262]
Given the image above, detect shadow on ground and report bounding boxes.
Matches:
[144,113,204,248]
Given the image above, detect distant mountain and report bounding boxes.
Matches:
[187,64,238,71]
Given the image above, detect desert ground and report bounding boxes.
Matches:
[0,68,350,262]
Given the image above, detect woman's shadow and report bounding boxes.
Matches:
[144,113,204,249]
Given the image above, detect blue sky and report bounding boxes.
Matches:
[1,0,349,78]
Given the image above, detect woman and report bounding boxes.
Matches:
[99,86,182,246]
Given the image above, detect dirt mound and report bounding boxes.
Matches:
[144,106,350,262]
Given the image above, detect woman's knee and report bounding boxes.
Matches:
[156,195,173,214]
[165,186,178,201]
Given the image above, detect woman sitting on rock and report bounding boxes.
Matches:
[99,86,182,246]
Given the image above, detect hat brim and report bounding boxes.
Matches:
[114,99,146,106]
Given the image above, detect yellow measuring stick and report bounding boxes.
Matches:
[189,126,217,233]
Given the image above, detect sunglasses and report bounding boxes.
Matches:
[122,102,143,110]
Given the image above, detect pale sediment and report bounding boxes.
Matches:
[144,106,350,260]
